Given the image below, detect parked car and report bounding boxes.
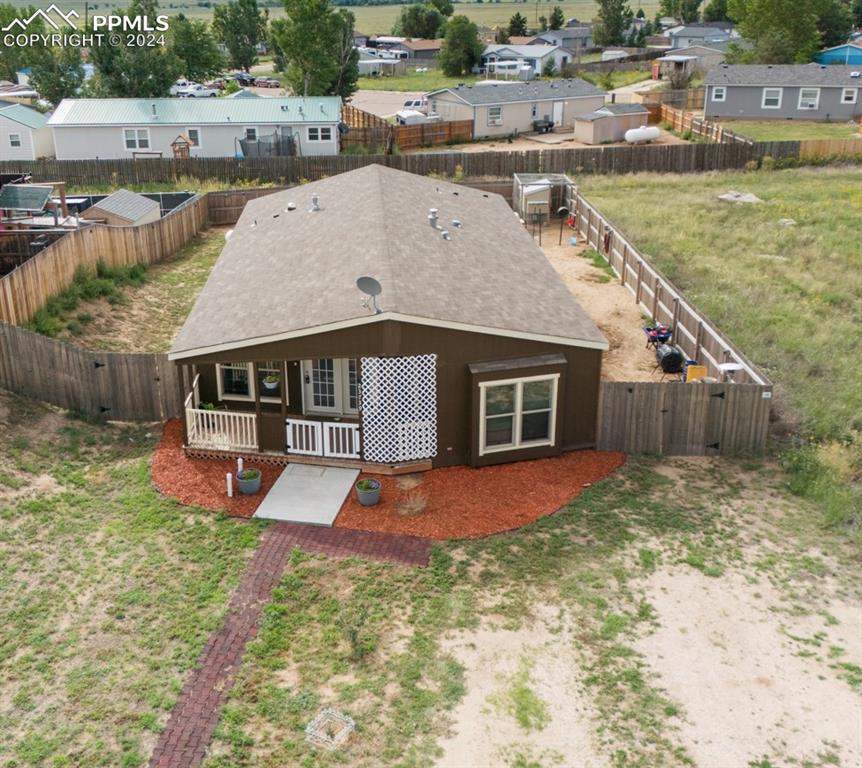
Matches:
[402,97,427,113]
[204,79,224,91]
[395,109,441,125]
[254,76,281,88]
[228,72,256,87]
[169,78,192,96]
[178,83,219,98]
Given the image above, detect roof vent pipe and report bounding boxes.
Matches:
[310,193,320,212]
[151,103,157,118]
[428,208,439,228]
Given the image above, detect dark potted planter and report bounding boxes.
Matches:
[355,478,381,506]
[236,468,262,495]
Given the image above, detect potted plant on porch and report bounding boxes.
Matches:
[355,478,381,506]
[262,373,280,391]
[236,467,262,495]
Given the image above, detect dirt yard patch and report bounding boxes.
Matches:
[57,227,225,352]
[636,568,862,767]
[436,604,604,768]
[544,240,662,382]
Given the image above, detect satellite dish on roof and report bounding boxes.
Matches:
[356,275,383,314]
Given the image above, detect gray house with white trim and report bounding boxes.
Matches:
[704,64,862,121]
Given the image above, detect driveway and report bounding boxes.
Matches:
[350,90,422,119]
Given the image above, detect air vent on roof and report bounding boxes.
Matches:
[281,105,288,111]
[851,71,861,78]
[309,194,320,212]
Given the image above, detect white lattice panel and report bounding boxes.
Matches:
[360,355,437,462]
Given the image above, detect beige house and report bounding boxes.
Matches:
[427,80,605,139]
[573,104,650,145]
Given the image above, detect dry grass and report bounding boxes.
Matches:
[396,490,429,517]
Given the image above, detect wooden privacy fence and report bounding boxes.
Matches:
[661,104,754,146]
[0,141,763,188]
[0,194,206,325]
[572,191,773,455]
[0,323,181,421]
[393,119,473,151]
[597,381,771,455]
[573,191,769,386]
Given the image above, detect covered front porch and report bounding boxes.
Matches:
[179,354,438,469]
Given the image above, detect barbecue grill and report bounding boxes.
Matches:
[655,344,685,378]
[644,324,672,349]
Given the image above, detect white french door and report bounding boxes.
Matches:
[301,358,358,416]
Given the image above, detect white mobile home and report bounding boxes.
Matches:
[48,97,342,160]
[0,103,53,160]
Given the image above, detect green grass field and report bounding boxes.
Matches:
[357,69,480,93]
[8,1,660,34]
[579,166,862,537]
[720,120,862,142]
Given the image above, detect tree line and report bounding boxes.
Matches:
[0,0,361,103]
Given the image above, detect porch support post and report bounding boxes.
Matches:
[280,360,288,451]
[179,364,189,446]
[253,362,262,451]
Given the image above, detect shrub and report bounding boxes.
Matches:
[76,312,93,324]
[761,155,776,171]
[66,319,83,336]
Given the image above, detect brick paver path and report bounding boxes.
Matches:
[148,522,430,768]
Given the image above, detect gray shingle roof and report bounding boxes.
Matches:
[88,189,160,222]
[170,165,607,358]
[705,64,862,87]
[600,103,648,115]
[429,79,605,106]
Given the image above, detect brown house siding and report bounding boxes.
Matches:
[180,319,602,467]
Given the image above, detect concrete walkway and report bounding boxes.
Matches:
[148,522,431,768]
[253,464,359,526]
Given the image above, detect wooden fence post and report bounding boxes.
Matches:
[620,243,628,286]
[672,297,680,333]
[636,260,644,305]
[652,277,660,321]
[695,320,704,362]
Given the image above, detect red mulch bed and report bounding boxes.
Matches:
[335,450,625,540]
[151,419,277,518]
[151,420,625,538]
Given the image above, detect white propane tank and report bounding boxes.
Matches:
[625,125,661,144]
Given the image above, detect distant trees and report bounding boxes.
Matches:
[593,0,634,46]
[854,0,862,27]
[170,14,225,82]
[29,47,84,106]
[549,5,565,29]
[87,0,181,97]
[272,0,358,97]
[0,3,52,82]
[659,0,703,22]
[212,0,266,72]
[393,3,446,38]
[702,0,732,21]
[728,0,851,63]
[438,15,483,76]
[507,12,528,36]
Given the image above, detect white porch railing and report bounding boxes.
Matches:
[323,422,361,459]
[286,418,361,460]
[186,407,258,452]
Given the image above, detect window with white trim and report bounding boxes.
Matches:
[8,133,21,147]
[712,86,726,102]
[479,374,558,455]
[217,362,252,401]
[123,128,150,150]
[488,106,503,126]
[761,87,782,109]
[307,126,333,141]
[244,127,257,141]
[186,128,201,147]
[841,88,858,104]
[216,361,288,403]
[798,87,820,110]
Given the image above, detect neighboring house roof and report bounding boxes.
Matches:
[483,44,560,59]
[48,97,342,127]
[705,64,862,88]
[507,36,536,46]
[84,189,160,223]
[599,103,648,115]
[536,26,592,41]
[428,79,605,106]
[575,103,648,122]
[226,89,261,99]
[170,164,607,359]
[0,103,48,129]
[399,38,442,51]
